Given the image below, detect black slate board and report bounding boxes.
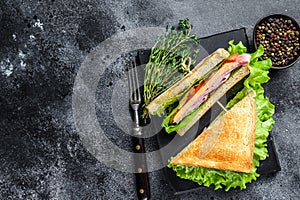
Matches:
[155,28,281,195]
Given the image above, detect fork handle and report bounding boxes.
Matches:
[132,137,151,200]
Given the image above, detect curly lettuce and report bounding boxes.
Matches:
[168,41,275,191]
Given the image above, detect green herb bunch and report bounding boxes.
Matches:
[143,19,200,116]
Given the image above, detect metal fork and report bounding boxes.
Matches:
[128,59,151,200]
[128,59,142,130]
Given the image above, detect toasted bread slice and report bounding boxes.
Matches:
[176,65,250,136]
[146,48,230,115]
[170,91,256,173]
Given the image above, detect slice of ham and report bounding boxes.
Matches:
[171,53,251,124]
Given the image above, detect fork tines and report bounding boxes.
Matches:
[128,60,141,103]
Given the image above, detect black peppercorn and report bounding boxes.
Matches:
[255,15,300,67]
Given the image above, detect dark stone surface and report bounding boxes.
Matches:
[0,0,299,199]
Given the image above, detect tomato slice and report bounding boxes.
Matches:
[225,53,239,63]
[194,80,206,93]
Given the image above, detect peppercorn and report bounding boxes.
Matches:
[255,15,300,67]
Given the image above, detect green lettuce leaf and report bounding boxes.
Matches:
[228,40,247,55]
[168,41,275,191]
[162,102,203,133]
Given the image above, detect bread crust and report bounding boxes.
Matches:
[147,48,230,115]
[177,65,250,136]
[170,91,256,173]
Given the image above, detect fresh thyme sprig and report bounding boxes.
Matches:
[143,19,200,116]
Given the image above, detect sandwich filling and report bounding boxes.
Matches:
[170,53,251,124]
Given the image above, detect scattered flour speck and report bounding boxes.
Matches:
[12,34,17,41]
[18,50,26,59]
[0,59,14,77]
[18,50,27,69]
[29,35,36,40]
[20,60,26,69]
[33,19,44,31]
